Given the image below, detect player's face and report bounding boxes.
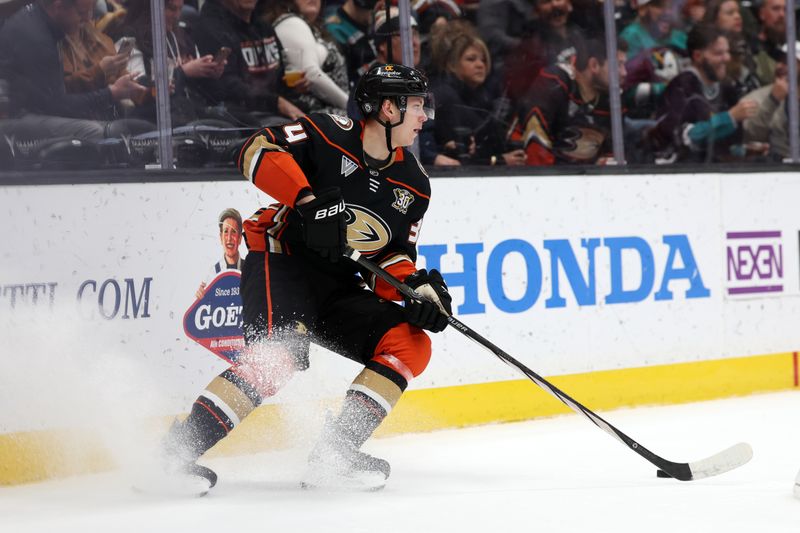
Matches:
[716,1,742,34]
[219,218,242,261]
[392,96,428,147]
[455,45,488,89]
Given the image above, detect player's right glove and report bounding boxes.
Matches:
[403,269,452,333]
[297,187,348,262]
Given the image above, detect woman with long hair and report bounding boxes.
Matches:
[430,28,525,165]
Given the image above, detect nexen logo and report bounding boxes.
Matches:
[419,235,710,315]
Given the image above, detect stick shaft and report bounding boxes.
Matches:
[347,246,693,479]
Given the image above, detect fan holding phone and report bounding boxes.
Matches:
[117,0,227,124]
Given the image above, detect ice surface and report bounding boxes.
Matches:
[1,391,798,533]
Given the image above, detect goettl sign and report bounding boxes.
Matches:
[183,271,244,362]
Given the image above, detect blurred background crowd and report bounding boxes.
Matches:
[0,0,798,170]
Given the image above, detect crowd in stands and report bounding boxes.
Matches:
[0,0,796,169]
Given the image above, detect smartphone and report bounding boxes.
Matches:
[118,37,136,56]
[214,47,231,64]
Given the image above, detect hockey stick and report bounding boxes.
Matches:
[346,246,753,481]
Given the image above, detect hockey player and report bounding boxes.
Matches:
[160,63,451,493]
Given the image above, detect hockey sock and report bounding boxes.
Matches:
[171,368,263,461]
[332,362,409,449]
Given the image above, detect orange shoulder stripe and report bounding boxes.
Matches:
[385,177,430,200]
[304,116,363,168]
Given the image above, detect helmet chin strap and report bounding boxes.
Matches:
[375,112,405,153]
[375,96,407,153]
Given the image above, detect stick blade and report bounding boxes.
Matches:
[687,442,753,480]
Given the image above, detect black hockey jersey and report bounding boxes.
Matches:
[519,63,614,166]
[238,113,430,301]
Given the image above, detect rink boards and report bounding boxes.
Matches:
[1,171,799,484]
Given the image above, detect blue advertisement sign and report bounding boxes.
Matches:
[183,271,244,362]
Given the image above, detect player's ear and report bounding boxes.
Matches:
[380,98,396,119]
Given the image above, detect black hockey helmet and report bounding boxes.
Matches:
[355,63,429,119]
[355,63,431,151]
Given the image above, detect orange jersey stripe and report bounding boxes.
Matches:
[304,116,363,168]
[385,177,430,200]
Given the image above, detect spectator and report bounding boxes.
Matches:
[646,24,758,163]
[431,32,526,165]
[679,0,706,32]
[59,0,127,93]
[412,0,463,74]
[702,0,760,99]
[476,0,535,77]
[619,0,687,59]
[120,0,227,125]
[742,45,800,160]
[263,0,349,115]
[503,0,586,104]
[192,0,304,127]
[518,37,627,165]
[0,0,149,141]
[323,0,377,89]
[623,45,683,119]
[350,8,459,166]
[428,17,478,76]
[412,0,461,36]
[752,0,786,86]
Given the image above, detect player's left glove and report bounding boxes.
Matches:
[403,269,452,333]
[297,187,348,262]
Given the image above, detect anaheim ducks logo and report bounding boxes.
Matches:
[345,205,392,255]
[328,114,353,131]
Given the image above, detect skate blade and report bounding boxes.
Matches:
[131,472,212,498]
[300,467,386,492]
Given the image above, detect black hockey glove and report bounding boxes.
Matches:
[297,187,348,262]
[403,269,452,333]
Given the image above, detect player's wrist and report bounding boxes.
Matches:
[295,188,315,207]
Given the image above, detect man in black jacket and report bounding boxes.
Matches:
[192,0,303,126]
[0,0,146,140]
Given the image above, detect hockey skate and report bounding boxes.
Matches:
[301,421,390,491]
[131,420,218,497]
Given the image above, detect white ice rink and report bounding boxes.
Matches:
[1,391,798,533]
